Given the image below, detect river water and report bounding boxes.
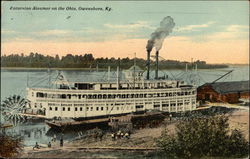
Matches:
[0,65,249,147]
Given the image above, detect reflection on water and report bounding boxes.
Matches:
[1,66,249,146]
[2,120,82,146]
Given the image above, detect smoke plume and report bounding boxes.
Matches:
[146,16,175,52]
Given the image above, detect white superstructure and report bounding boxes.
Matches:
[26,65,196,119]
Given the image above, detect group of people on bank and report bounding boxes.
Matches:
[111,130,131,140]
[33,134,64,150]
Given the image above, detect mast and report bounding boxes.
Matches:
[96,63,99,72]
[133,52,136,89]
[117,66,119,90]
[117,58,120,90]
[108,66,110,82]
[26,72,29,87]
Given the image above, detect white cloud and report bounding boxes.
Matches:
[205,25,248,41]
[104,21,153,30]
[175,21,216,32]
[1,30,18,34]
[226,25,248,32]
[36,30,72,36]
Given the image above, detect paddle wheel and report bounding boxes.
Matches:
[1,95,30,122]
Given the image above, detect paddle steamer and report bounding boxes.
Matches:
[26,62,197,120]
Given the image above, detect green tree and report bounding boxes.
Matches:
[156,115,249,158]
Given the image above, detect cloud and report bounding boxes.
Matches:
[1,30,19,34]
[203,25,248,41]
[35,30,72,36]
[175,21,216,32]
[104,21,154,30]
[226,25,248,32]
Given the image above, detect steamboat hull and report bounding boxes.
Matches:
[45,118,110,131]
[45,111,166,131]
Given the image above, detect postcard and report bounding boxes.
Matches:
[1,1,249,158]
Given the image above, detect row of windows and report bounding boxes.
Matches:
[49,105,135,112]
[36,91,196,99]
[48,101,195,112]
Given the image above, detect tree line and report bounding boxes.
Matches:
[1,53,228,69]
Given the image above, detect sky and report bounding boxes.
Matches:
[1,1,249,64]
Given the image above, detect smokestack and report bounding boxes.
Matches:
[155,51,159,79]
[146,50,151,80]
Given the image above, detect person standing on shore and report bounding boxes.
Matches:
[48,142,51,148]
[60,137,63,147]
[169,114,172,121]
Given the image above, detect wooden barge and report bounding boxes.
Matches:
[45,112,166,131]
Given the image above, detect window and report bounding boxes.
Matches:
[101,107,103,111]
[55,107,58,111]
[106,107,108,110]
[75,107,78,111]
[49,107,52,110]
[67,94,71,99]
[96,107,99,111]
[63,107,65,111]
[86,107,89,111]
[36,92,44,98]
[154,105,160,108]
[34,103,37,108]
[90,107,93,111]
[68,107,70,111]
[117,107,119,110]
[80,107,83,111]
[162,104,169,107]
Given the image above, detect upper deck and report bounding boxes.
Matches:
[28,79,194,93]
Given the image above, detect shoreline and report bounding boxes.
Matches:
[0,66,240,71]
[0,67,107,71]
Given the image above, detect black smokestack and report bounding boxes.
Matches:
[146,50,151,80]
[146,16,175,80]
[155,51,159,79]
[146,40,154,80]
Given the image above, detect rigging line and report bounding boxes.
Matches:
[198,72,224,76]
[175,71,186,78]
[168,71,177,80]
[34,72,52,82]
[30,75,51,87]
[197,74,207,83]
[175,72,186,79]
